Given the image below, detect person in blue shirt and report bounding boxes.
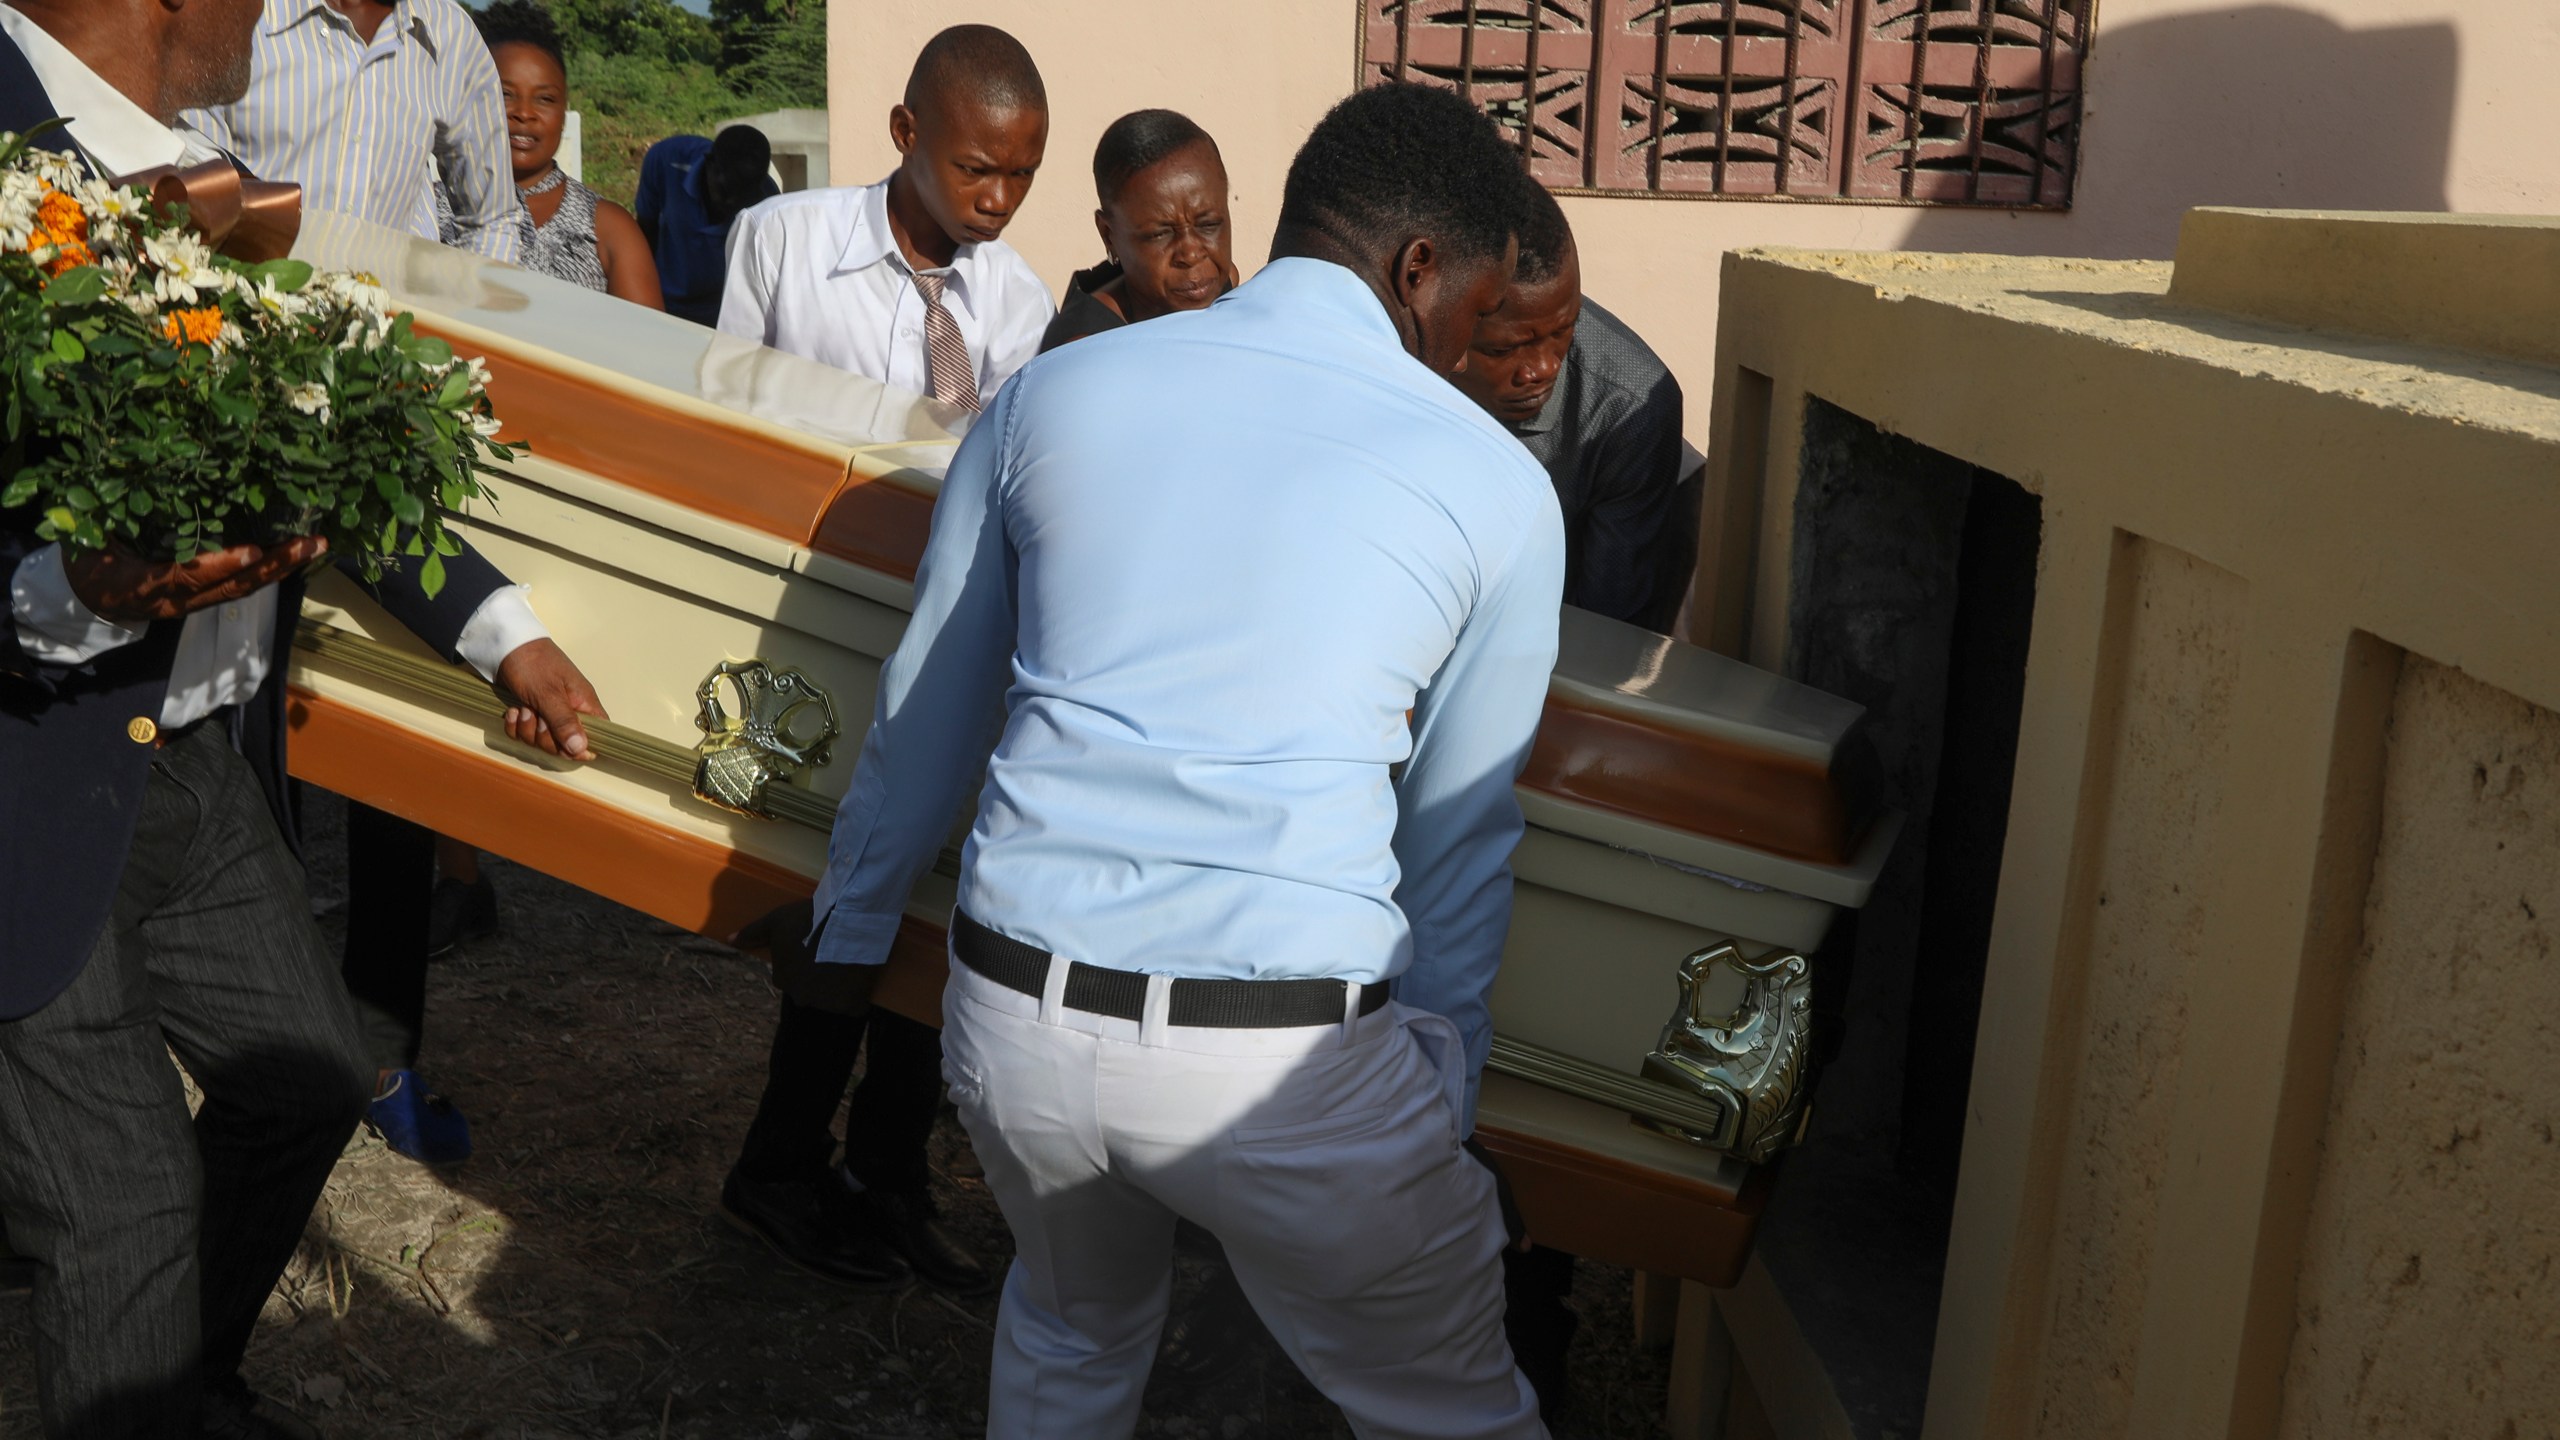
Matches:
[634,127,779,326]
[785,82,1563,1436]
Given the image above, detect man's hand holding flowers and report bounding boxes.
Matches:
[1,127,521,601]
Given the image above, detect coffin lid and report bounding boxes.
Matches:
[301,215,1884,891]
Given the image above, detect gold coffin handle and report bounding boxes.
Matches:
[1636,942,1816,1164]
[693,659,843,820]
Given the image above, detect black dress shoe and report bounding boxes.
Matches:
[1154,1256,1263,1390]
[200,1379,323,1440]
[1501,1244,1579,1418]
[835,1177,995,1296]
[426,874,498,958]
[719,1168,910,1289]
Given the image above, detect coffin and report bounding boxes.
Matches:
[287,216,1900,1287]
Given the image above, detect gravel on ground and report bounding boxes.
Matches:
[0,791,1675,1438]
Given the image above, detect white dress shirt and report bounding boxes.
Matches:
[716,176,1053,401]
[185,0,524,262]
[3,6,545,726]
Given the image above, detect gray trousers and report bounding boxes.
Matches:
[0,723,373,1438]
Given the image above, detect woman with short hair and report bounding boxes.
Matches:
[471,1,663,308]
[1039,109,1237,352]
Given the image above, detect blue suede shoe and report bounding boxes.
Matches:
[367,1070,472,1167]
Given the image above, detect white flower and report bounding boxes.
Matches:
[75,178,145,223]
[144,230,222,304]
[286,382,332,421]
[247,275,311,326]
[322,270,391,319]
[30,150,80,190]
[338,314,394,351]
[470,412,503,438]
[0,170,42,248]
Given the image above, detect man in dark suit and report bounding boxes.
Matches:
[0,3,605,1434]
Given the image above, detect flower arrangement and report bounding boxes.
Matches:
[0,126,523,597]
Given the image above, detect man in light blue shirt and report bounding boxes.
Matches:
[801,84,1562,1437]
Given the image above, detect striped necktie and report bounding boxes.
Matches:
[911,271,981,412]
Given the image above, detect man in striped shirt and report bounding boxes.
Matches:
[186,0,523,261]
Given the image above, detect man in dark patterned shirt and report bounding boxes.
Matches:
[1452,183,1698,634]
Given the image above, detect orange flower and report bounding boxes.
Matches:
[159,307,226,347]
[20,185,96,273]
[39,235,93,276]
[35,187,84,241]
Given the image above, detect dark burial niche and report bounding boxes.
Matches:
[1758,395,2040,1438]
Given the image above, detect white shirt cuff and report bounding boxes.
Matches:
[10,544,145,664]
[453,583,549,680]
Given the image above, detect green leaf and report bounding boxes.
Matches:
[40,268,107,308]
[419,549,446,599]
[63,485,96,510]
[40,507,75,536]
[391,490,426,526]
[435,369,470,409]
[246,258,316,292]
[48,329,84,363]
[1,477,33,507]
[0,118,73,169]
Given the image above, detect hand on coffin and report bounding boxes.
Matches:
[494,637,608,760]
[63,536,330,625]
[732,898,878,1017]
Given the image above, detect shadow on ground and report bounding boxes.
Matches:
[0,790,1672,1439]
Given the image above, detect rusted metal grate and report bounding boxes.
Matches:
[1361,0,2089,207]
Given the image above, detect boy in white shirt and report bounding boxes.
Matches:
[714,24,1055,1301]
[718,23,1054,408]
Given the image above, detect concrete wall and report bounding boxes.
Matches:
[1707,214,2560,1438]
[2275,657,2560,1440]
[2032,539,2246,1440]
[828,0,2560,455]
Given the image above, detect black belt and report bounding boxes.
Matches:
[952,911,1391,1030]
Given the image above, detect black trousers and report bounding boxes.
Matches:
[736,998,943,1196]
[338,801,433,1073]
[0,724,373,1438]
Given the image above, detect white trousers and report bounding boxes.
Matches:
[939,957,1547,1440]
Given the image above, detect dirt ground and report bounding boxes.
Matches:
[0,792,1675,1438]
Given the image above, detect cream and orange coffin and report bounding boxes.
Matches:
[286,216,1896,1287]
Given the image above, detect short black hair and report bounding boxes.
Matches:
[699,126,772,223]
[903,24,1046,119]
[1279,83,1523,271]
[1511,178,1575,286]
[473,0,564,73]
[1093,109,1215,208]
[710,123,772,177]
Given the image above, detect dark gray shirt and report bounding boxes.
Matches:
[1511,299,1696,633]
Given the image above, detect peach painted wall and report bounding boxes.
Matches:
[830,1,2560,452]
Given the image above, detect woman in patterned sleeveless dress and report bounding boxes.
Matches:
[477,3,663,308]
